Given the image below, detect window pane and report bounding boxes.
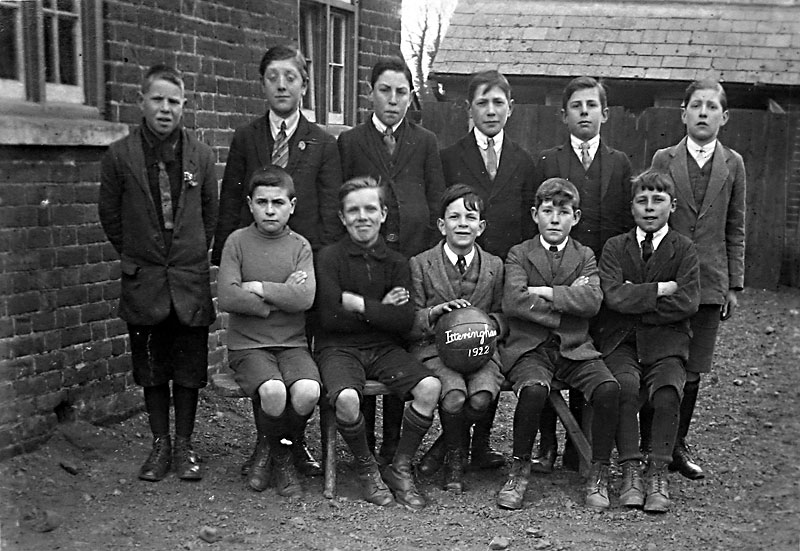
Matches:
[332,15,342,62]
[57,13,77,84]
[0,4,19,80]
[44,12,55,82]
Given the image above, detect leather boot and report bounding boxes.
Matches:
[291,437,322,477]
[443,447,465,493]
[138,435,172,482]
[173,436,202,481]
[247,437,272,492]
[470,397,504,469]
[670,439,704,480]
[619,460,645,508]
[378,396,404,466]
[355,455,395,506]
[584,462,610,510]
[271,444,304,498]
[644,462,670,513]
[670,379,704,479]
[417,434,446,476]
[383,462,426,510]
[496,457,530,510]
[530,441,557,473]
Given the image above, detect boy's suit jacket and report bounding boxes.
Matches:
[408,242,506,359]
[338,118,445,258]
[211,112,342,263]
[596,228,701,364]
[533,139,633,254]
[440,133,536,258]
[650,137,746,304]
[500,237,603,370]
[99,126,218,327]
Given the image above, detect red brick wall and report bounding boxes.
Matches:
[0,0,402,459]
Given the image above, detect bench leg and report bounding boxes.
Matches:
[320,402,337,499]
[549,391,592,476]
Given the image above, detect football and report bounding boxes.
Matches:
[435,306,498,374]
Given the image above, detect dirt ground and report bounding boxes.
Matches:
[1,287,799,551]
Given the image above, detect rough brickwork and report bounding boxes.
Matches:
[0,0,402,459]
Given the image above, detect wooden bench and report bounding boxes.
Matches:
[210,371,591,498]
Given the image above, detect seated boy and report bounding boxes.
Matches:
[217,166,320,498]
[314,177,442,510]
[596,170,700,512]
[408,184,506,492]
[498,178,619,511]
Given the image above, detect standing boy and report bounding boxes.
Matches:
[597,170,700,512]
[498,178,619,511]
[314,177,442,510]
[213,45,342,476]
[99,65,218,482]
[408,184,506,492]
[531,76,633,473]
[337,56,446,463]
[650,79,746,479]
[217,167,319,498]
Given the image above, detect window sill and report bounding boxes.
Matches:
[0,103,129,146]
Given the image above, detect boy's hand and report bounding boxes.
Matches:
[342,291,366,313]
[657,281,678,297]
[528,286,554,301]
[571,276,590,287]
[382,286,410,306]
[721,289,739,321]
[241,281,264,298]
[428,299,471,325]
[285,270,308,285]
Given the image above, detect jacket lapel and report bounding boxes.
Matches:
[553,239,582,285]
[668,137,697,214]
[597,140,613,201]
[285,114,311,175]
[645,230,677,281]
[556,143,572,179]
[698,142,731,217]
[623,230,646,281]
[173,128,200,227]
[491,141,522,200]
[526,241,554,283]
[255,115,272,169]
[459,135,493,195]
[391,119,422,177]
[427,244,458,299]
[123,128,161,229]
[470,245,498,302]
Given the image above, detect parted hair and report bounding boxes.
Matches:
[561,76,607,111]
[439,184,485,219]
[534,178,581,210]
[259,45,309,84]
[630,169,676,200]
[338,176,385,209]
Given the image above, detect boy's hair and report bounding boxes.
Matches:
[142,64,184,94]
[439,184,485,219]
[247,166,296,199]
[338,176,385,209]
[630,169,675,200]
[467,70,511,103]
[259,45,309,84]
[561,76,607,111]
[682,78,727,111]
[370,56,413,89]
[535,178,581,209]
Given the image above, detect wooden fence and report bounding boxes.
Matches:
[420,102,792,290]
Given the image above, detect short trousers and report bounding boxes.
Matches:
[506,341,616,401]
[686,304,722,374]
[421,353,503,400]
[228,346,320,399]
[605,343,686,401]
[316,344,430,407]
[128,309,209,389]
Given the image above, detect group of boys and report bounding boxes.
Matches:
[98,44,745,515]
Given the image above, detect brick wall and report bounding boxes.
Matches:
[0,0,402,459]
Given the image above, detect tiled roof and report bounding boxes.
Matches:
[434,0,800,86]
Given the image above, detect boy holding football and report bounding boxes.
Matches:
[408,184,506,492]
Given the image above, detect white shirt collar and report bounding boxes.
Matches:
[686,137,716,167]
[571,133,600,159]
[372,113,403,135]
[474,128,504,152]
[539,235,568,252]
[636,224,670,251]
[269,109,300,140]
[443,242,475,268]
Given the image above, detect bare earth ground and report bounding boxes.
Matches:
[2,287,799,551]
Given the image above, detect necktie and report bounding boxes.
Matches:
[486,137,498,180]
[549,245,558,253]
[157,161,174,230]
[456,255,467,275]
[272,121,288,168]
[383,126,396,156]
[696,147,708,168]
[580,142,592,170]
[641,232,654,263]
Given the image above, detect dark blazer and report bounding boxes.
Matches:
[211,112,342,264]
[338,118,445,258]
[500,237,603,370]
[99,126,218,327]
[440,132,536,258]
[650,137,746,304]
[408,242,507,358]
[533,139,633,255]
[596,228,701,364]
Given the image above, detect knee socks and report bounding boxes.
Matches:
[512,384,548,460]
[143,384,170,437]
[651,387,681,464]
[173,384,198,439]
[589,381,619,464]
[392,406,433,468]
